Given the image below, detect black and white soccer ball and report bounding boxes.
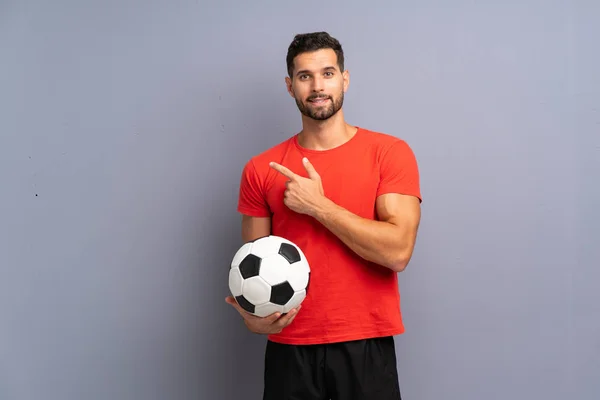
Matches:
[229,235,310,317]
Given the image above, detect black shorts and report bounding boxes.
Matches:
[263,336,402,400]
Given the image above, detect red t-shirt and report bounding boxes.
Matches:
[237,127,422,345]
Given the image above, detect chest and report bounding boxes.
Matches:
[265,155,381,222]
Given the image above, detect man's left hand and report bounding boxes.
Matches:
[270,157,327,217]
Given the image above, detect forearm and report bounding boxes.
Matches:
[311,198,412,272]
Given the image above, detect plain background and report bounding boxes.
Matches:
[1,1,598,399]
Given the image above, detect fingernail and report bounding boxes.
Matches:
[302,157,308,163]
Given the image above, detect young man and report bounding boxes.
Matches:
[226,31,422,400]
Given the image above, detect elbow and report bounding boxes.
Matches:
[390,259,409,273]
[389,250,413,272]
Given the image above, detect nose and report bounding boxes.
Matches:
[311,76,325,92]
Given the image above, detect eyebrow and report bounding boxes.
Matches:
[296,66,337,76]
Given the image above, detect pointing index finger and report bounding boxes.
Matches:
[270,162,296,180]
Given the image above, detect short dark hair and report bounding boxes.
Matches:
[286,31,345,77]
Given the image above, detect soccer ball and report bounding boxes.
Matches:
[229,235,310,317]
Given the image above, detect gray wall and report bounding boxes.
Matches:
[1,1,598,399]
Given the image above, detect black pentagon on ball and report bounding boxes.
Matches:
[235,295,255,314]
[270,281,295,305]
[239,254,261,279]
[278,243,301,264]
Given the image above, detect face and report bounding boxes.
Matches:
[285,49,349,121]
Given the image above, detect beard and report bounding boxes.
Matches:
[295,91,344,121]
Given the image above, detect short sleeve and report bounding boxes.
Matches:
[237,159,272,217]
[376,140,422,202]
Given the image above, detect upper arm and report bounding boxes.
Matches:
[375,138,422,256]
[241,215,271,243]
[376,193,421,254]
[238,158,272,243]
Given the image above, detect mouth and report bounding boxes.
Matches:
[308,97,330,105]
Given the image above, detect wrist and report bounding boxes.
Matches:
[311,196,337,220]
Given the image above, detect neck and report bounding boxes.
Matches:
[297,109,357,151]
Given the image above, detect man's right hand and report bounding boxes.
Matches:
[225,296,301,334]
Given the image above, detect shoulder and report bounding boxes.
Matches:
[241,135,296,176]
[357,127,416,159]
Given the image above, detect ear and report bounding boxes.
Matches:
[342,70,350,93]
[285,76,295,98]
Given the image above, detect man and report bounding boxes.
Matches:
[225,31,422,400]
